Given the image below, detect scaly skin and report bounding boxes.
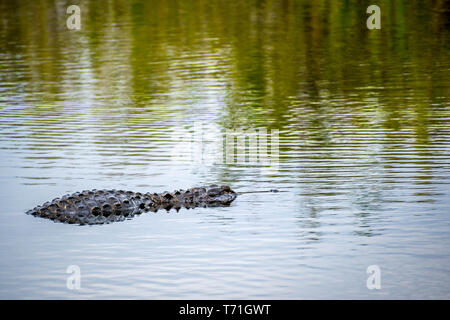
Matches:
[26,185,237,225]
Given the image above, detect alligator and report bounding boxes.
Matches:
[26,185,237,225]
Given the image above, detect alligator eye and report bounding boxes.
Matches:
[222,185,231,192]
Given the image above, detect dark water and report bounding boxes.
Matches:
[0,0,449,299]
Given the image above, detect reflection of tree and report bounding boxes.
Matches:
[1,0,447,132]
[0,0,448,215]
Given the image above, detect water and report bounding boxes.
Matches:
[0,0,449,299]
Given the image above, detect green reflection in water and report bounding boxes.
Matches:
[0,0,448,172]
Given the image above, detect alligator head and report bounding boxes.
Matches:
[181,185,237,207]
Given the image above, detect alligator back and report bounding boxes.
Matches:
[26,185,237,225]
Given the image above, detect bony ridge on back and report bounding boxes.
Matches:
[26,185,237,225]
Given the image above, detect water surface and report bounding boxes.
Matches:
[0,0,449,299]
